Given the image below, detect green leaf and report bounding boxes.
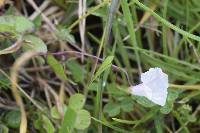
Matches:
[0,15,34,33]
[0,24,16,34]
[74,109,91,130]
[93,56,114,82]
[91,6,108,21]
[47,55,67,81]
[50,106,60,119]
[103,102,121,117]
[0,16,16,33]
[66,60,85,83]
[4,111,21,129]
[33,114,43,131]
[56,29,75,44]
[92,117,134,132]
[23,35,47,52]
[135,96,156,108]
[107,84,127,97]
[42,115,55,133]
[88,82,98,91]
[188,115,196,122]
[69,93,86,110]
[112,118,139,125]
[15,16,34,33]
[50,105,67,119]
[33,113,48,132]
[0,75,10,90]
[59,108,77,133]
[177,104,197,123]
[167,89,180,102]
[33,15,42,31]
[160,102,173,114]
[120,98,134,112]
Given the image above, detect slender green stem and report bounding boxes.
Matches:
[92,1,120,132]
[131,3,143,48]
[121,0,142,74]
[162,0,169,55]
[169,84,200,90]
[125,46,200,71]
[173,22,200,58]
[113,21,133,84]
[154,113,164,133]
[134,0,200,42]
[91,117,132,133]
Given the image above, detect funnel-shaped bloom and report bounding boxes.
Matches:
[130,68,168,106]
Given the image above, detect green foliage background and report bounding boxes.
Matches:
[0,0,200,132]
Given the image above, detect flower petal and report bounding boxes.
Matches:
[130,67,169,106]
[130,83,152,99]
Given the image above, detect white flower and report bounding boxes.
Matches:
[130,68,168,106]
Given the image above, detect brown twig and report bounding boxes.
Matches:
[27,0,56,31]
[37,78,64,117]
[78,0,86,62]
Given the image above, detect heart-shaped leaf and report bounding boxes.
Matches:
[103,102,121,117]
[42,115,55,133]
[69,93,86,110]
[4,111,21,129]
[0,15,34,33]
[23,35,47,53]
[59,107,77,133]
[74,109,91,130]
